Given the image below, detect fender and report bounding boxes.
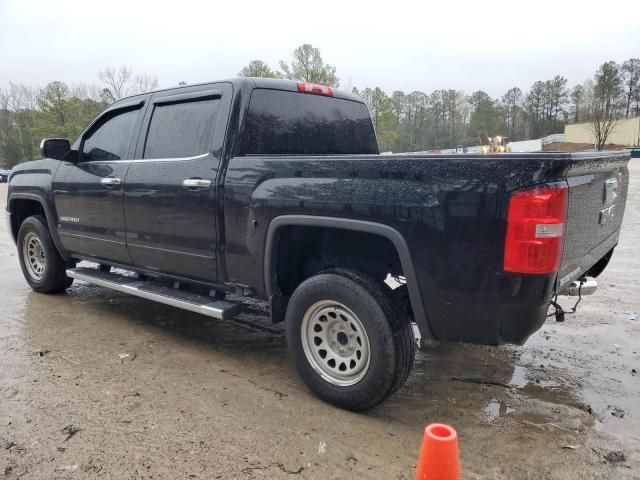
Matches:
[264,215,437,346]
[7,192,70,261]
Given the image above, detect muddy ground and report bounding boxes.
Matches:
[1,163,639,479]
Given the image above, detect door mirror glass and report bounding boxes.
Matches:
[40,138,70,160]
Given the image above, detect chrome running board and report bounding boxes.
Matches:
[66,267,242,320]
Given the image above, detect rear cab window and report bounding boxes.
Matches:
[240,89,378,155]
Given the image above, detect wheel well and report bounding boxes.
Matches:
[272,225,406,306]
[9,199,46,240]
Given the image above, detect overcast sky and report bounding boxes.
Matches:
[1,0,638,97]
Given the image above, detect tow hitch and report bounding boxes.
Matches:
[566,277,597,296]
[550,277,597,322]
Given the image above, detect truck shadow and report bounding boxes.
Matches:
[23,284,588,430]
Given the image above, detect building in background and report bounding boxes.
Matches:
[565,117,640,147]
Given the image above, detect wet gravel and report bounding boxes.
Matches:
[1,163,640,479]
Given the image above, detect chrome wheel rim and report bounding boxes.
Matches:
[300,300,371,386]
[23,232,46,281]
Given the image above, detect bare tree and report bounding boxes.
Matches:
[70,83,89,100]
[98,66,159,102]
[98,66,134,100]
[590,110,618,151]
[0,88,11,159]
[7,83,36,161]
[134,74,159,94]
[86,83,105,102]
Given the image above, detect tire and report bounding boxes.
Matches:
[285,269,415,411]
[17,215,71,293]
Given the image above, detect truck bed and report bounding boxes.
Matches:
[224,150,630,345]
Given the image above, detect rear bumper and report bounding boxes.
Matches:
[425,274,556,346]
[425,243,614,346]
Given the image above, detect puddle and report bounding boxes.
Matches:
[484,399,516,421]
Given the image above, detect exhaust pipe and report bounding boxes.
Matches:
[566,277,597,296]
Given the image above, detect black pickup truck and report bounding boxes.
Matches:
[5,78,630,410]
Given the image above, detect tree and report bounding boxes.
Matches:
[98,66,134,100]
[468,90,498,142]
[570,85,584,122]
[360,87,388,131]
[547,75,569,131]
[593,61,622,118]
[358,87,400,151]
[36,81,72,138]
[134,74,159,94]
[238,60,277,78]
[590,109,618,151]
[33,81,106,143]
[621,58,640,117]
[405,90,429,151]
[278,44,339,87]
[0,88,15,167]
[590,61,623,150]
[98,65,159,102]
[501,87,523,139]
[525,81,545,138]
[580,80,596,122]
[389,91,405,124]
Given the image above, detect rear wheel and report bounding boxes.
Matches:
[17,216,71,293]
[285,269,414,410]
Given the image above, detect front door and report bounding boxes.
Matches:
[53,100,146,264]
[123,85,231,283]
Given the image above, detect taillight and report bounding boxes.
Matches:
[504,184,568,274]
[297,82,334,96]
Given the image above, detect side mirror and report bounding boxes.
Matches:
[40,138,71,160]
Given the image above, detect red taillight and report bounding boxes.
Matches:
[297,82,334,96]
[504,184,568,274]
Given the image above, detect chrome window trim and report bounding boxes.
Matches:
[77,153,210,164]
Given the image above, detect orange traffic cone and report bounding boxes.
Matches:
[416,423,461,480]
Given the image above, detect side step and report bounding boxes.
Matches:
[66,267,242,320]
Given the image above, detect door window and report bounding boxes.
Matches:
[143,99,221,159]
[82,108,140,161]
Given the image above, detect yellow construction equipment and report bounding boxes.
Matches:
[486,135,511,153]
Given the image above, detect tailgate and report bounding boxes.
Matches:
[557,151,630,290]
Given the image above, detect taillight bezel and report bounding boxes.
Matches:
[503,182,568,275]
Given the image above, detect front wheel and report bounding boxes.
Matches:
[17,216,72,293]
[285,269,415,411]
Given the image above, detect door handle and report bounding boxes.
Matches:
[100,177,122,186]
[182,179,211,189]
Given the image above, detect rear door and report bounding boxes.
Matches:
[123,83,232,282]
[557,152,630,289]
[53,98,146,264]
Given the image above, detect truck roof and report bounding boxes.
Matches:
[114,77,363,104]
